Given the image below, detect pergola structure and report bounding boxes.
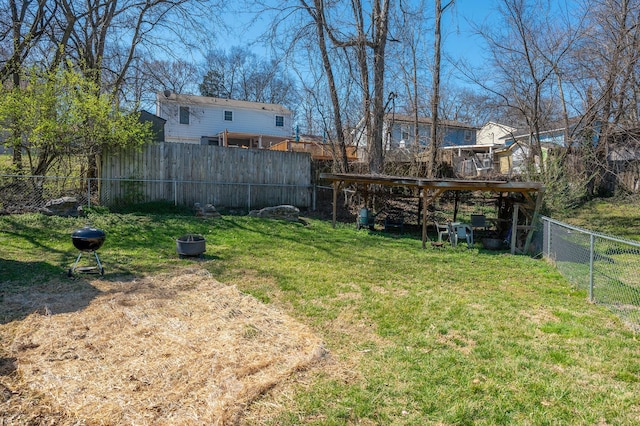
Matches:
[319,173,546,253]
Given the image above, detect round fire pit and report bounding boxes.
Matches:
[176,234,206,258]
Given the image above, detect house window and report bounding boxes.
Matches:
[275,115,284,127]
[401,125,410,141]
[464,130,472,142]
[179,106,189,124]
[224,110,233,121]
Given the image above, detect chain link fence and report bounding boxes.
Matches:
[0,174,314,214]
[542,216,640,329]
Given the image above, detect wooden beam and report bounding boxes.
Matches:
[511,203,519,254]
[332,180,338,228]
[422,190,429,249]
[319,173,544,194]
[521,191,536,208]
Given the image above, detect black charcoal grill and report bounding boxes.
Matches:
[68,226,105,276]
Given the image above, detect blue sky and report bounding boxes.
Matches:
[214,0,578,90]
[443,0,499,84]
[220,0,499,79]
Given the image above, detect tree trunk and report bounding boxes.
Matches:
[428,0,453,178]
[304,0,350,173]
[368,0,390,174]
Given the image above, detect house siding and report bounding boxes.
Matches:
[157,94,292,145]
[477,122,517,146]
[385,121,476,149]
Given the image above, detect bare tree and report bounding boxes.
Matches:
[144,59,200,95]
[275,0,390,173]
[45,0,222,100]
[0,0,54,83]
[301,0,351,172]
[389,0,431,175]
[573,0,640,195]
[427,0,454,178]
[201,47,299,107]
[470,0,581,177]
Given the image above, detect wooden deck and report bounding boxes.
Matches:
[270,140,358,161]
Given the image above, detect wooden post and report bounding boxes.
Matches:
[422,189,429,248]
[511,203,519,254]
[453,191,459,222]
[332,180,338,228]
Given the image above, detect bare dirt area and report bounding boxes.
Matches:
[0,269,326,425]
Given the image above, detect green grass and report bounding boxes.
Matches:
[558,195,640,241]
[0,153,14,175]
[2,209,640,424]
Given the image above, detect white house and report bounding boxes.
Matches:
[156,92,293,148]
[476,121,517,146]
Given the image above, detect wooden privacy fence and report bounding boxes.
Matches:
[101,143,312,209]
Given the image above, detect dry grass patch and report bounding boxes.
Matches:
[519,306,560,325]
[1,268,325,425]
[434,329,477,355]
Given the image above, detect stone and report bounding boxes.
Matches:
[194,202,221,218]
[41,197,81,217]
[248,205,300,222]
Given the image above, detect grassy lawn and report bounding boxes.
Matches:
[558,195,640,241]
[1,207,640,424]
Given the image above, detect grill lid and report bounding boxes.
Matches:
[72,226,106,251]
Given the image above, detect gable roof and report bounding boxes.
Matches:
[480,121,518,132]
[156,92,292,115]
[500,117,586,142]
[139,110,166,124]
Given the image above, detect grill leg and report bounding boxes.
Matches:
[72,252,83,271]
[69,252,83,277]
[94,252,104,275]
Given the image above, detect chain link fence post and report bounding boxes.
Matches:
[542,216,640,329]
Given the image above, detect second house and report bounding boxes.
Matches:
[156,92,293,148]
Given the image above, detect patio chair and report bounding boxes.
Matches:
[447,222,457,246]
[471,214,488,231]
[384,215,404,233]
[435,221,450,242]
[457,224,474,247]
[448,222,473,248]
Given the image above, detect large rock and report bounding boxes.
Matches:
[41,197,82,217]
[248,205,300,222]
[194,203,221,218]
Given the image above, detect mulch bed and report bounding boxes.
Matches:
[0,269,326,425]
